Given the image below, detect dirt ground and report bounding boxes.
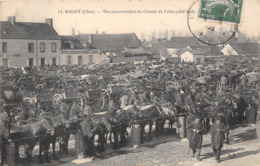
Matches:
[6,123,260,166]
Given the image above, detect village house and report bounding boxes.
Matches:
[60,36,109,66]
[180,49,205,64]
[0,16,61,68]
[78,33,149,63]
[221,43,260,57]
[148,37,200,58]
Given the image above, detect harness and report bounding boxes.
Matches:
[155,105,165,124]
[41,118,54,134]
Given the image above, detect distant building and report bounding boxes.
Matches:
[181,50,205,64]
[148,37,201,58]
[0,16,61,68]
[78,33,149,63]
[60,36,109,66]
[169,37,200,49]
[221,43,260,57]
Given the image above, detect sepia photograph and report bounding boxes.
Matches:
[0,0,259,165]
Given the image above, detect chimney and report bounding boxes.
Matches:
[88,34,93,44]
[8,16,16,25]
[45,18,53,27]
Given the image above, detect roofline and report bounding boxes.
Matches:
[61,48,100,51]
[80,33,137,36]
[0,38,61,40]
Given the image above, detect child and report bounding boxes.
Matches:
[189,114,206,161]
[210,115,227,163]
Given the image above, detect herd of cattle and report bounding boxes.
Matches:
[0,57,259,165]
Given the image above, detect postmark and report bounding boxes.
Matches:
[187,0,241,46]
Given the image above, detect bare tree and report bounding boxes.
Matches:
[151,31,157,39]
[164,29,169,40]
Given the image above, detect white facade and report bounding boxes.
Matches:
[181,51,205,64]
[221,44,238,56]
[166,48,179,58]
[0,39,61,67]
[60,49,109,66]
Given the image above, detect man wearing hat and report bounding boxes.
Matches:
[189,114,206,161]
[78,114,95,157]
[209,115,227,163]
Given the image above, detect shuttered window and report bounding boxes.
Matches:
[51,43,57,52]
[2,42,7,53]
[40,42,46,53]
[28,43,34,53]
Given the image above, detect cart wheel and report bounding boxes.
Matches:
[78,93,86,110]
[93,92,108,112]
[101,91,110,112]
[215,81,220,92]
[52,94,64,105]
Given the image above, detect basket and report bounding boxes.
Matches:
[111,85,125,93]
[37,92,55,102]
[86,89,102,99]
[64,88,79,99]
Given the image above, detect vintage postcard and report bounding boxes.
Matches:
[0,0,259,166]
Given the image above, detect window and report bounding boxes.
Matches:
[40,58,45,66]
[40,42,46,53]
[89,55,93,64]
[2,42,7,53]
[52,58,56,66]
[28,43,34,53]
[51,43,57,52]
[78,56,82,66]
[67,55,72,65]
[29,58,34,67]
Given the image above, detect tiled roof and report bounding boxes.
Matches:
[169,37,200,48]
[229,43,260,55]
[0,21,60,40]
[190,45,224,55]
[61,36,87,49]
[91,33,142,52]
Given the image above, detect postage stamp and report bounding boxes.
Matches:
[198,0,243,24]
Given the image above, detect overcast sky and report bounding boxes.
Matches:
[0,0,259,40]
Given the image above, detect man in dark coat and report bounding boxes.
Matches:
[189,115,206,161]
[210,115,227,163]
[186,108,196,142]
[78,115,95,157]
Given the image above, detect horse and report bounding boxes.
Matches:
[135,104,165,142]
[39,112,70,160]
[79,114,112,155]
[9,116,55,165]
[155,101,177,134]
[113,106,142,147]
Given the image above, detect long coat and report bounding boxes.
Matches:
[210,122,227,149]
[189,121,206,149]
[79,120,93,138]
[186,113,196,140]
